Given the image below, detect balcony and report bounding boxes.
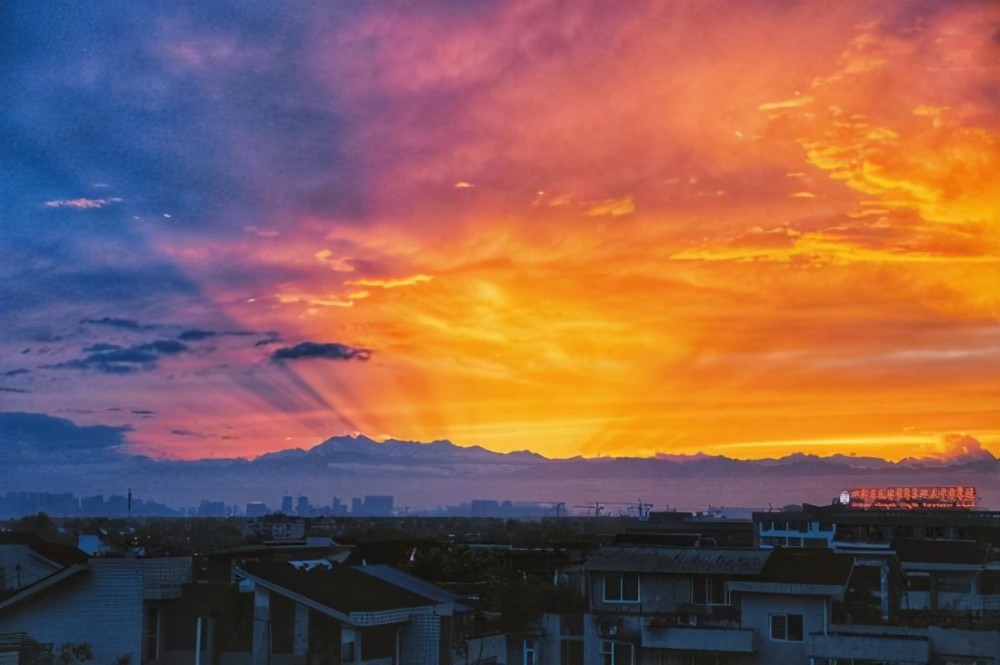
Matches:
[806,630,930,663]
[642,624,757,653]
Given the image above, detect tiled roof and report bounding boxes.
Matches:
[0,532,88,567]
[354,564,458,604]
[240,561,433,614]
[756,548,853,586]
[584,546,770,575]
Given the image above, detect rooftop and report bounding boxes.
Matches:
[584,545,770,575]
[238,561,434,615]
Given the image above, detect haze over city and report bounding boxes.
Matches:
[2,0,998,473]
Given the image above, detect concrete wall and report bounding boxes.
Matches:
[588,573,691,614]
[929,627,1000,662]
[738,592,827,665]
[400,614,440,665]
[0,559,144,665]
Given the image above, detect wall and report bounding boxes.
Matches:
[588,573,691,614]
[738,592,827,665]
[0,559,144,665]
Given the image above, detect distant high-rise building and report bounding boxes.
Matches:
[107,495,129,518]
[246,502,269,517]
[331,497,344,515]
[80,495,105,516]
[351,497,363,515]
[471,499,500,517]
[281,495,293,514]
[363,495,394,517]
[198,500,226,517]
[296,496,310,516]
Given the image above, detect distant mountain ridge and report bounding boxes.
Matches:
[255,434,546,466]
[248,433,998,474]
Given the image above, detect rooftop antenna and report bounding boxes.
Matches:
[127,488,132,519]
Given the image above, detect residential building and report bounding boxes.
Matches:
[235,560,460,665]
[0,535,192,665]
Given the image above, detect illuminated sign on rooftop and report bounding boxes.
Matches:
[847,486,977,510]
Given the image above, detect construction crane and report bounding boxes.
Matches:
[572,500,654,520]
[573,502,605,516]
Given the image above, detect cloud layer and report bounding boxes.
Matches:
[1,1,997,461]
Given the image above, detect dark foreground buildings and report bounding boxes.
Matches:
[0,502,997,665]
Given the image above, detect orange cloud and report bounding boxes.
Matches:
[121,2,1000,462]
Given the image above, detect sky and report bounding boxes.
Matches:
[2,0,998,462]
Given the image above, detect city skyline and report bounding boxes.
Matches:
[2,1,999,463]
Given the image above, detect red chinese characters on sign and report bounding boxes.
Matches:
[849,486,977,510]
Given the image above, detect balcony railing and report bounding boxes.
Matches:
[641,624,757,653]
[806,629,930,663]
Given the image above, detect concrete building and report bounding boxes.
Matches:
[0,535,192,665]
[235,561,459,665]
[490,521,999,665]
[754,504,1000,552]
[581,543,771,664]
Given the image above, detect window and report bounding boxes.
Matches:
[908,573,930,592]
[603,573,639,603]
[145,606,160,662]
[769,614,803,641]
[691,576,729,605]
[601,641,634,665]
[560,640,583,665]
[522,639,535,665]
[341,628,357,662]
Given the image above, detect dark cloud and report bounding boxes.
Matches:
[0,411,131,451]
[178,329,217,341]
[270,341,372,362]
[177,328,259,341]
[79,317,150,331]
[0,387,31,393]
[254,337,280,347]
[169,428,205,438]
[51,339,190,374]
[82,343,122,352]
[135,339,187,355]
[3,368,30,376]
[131,409,156,417]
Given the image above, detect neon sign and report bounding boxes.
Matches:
[848,486,977,510]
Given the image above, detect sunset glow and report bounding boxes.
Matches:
[2,1,998,462]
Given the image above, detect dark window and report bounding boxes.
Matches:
[145,606,160,661]
[769,613,803,641]
[560,640,583,665]
[601,641,634,665]
[603,573,639,603]
[692,576,728,605]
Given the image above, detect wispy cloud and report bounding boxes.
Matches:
[44,197,122,209]
[344,275,433,289]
